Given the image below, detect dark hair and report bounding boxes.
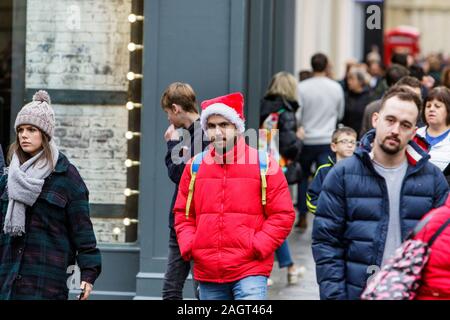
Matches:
[299,70,313,82]
[422,86,450,126]
[332,126,357,143]
[311,53,328,73]
[160,82,198,114]
[385,64,410,87]
[380,86,422,119]
[7,127,53,168]
[391,53,408,68]
[428,55,441,72]
[409,64,425,81]
[396,76,421,89]
[441,66,450,89]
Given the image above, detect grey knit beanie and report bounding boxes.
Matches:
[14,90,55,139]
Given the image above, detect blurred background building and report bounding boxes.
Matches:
[385,0,450,56]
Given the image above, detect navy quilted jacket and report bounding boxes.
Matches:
[312,130,449,300]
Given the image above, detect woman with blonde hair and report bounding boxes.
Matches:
[260,71,304,160]
[260,72,304,285]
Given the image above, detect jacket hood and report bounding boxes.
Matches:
[260,95,299,123]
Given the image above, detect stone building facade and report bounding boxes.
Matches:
[25,0,132,243]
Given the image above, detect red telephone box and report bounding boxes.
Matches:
[384,26,420,66]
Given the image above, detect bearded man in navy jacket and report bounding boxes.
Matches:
[312,86,449,300]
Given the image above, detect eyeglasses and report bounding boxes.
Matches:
[335,139,357,146]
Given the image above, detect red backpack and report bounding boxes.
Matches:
[361,214,450,300]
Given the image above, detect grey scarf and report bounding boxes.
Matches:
[3,141,59,237]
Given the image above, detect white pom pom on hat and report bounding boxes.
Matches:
[14,90,56,139]
[32,90,51,104]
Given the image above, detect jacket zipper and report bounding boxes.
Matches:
[218,164,226,282]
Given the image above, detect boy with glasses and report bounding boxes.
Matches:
[306,127,357,214]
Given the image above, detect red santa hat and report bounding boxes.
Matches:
[200,92,245,134]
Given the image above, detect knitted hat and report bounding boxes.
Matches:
[200,92,245,134]
[14,90,55,139]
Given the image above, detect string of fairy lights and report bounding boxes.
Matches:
[112,6,144,238]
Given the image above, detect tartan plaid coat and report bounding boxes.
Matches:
[0,153,101,300]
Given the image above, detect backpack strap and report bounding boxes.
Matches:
[408,212,450,247]
[277,108,286,115]
[428,218,450,246]
[258,150,269,206]
[185,151,206,219]
[187,150,269,217]
[408,212,436,240]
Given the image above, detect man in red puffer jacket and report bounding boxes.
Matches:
[414,194,450,300]
[174,92,295,300]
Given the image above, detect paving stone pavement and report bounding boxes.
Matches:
[268,214,320,300]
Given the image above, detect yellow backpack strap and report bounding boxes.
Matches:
[258,150,269,206]
[185,151,205,219]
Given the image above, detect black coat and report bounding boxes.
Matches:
[343,88,373,137]
[0,145,4,175]
[165,119,209,228]
[259,95,303,161]
[0,153,101,300]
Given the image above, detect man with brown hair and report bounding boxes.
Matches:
[161,82,209,300]
[312,87,449,300]
[295,53,345,231]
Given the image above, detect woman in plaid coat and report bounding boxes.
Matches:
[0,91,101,300]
